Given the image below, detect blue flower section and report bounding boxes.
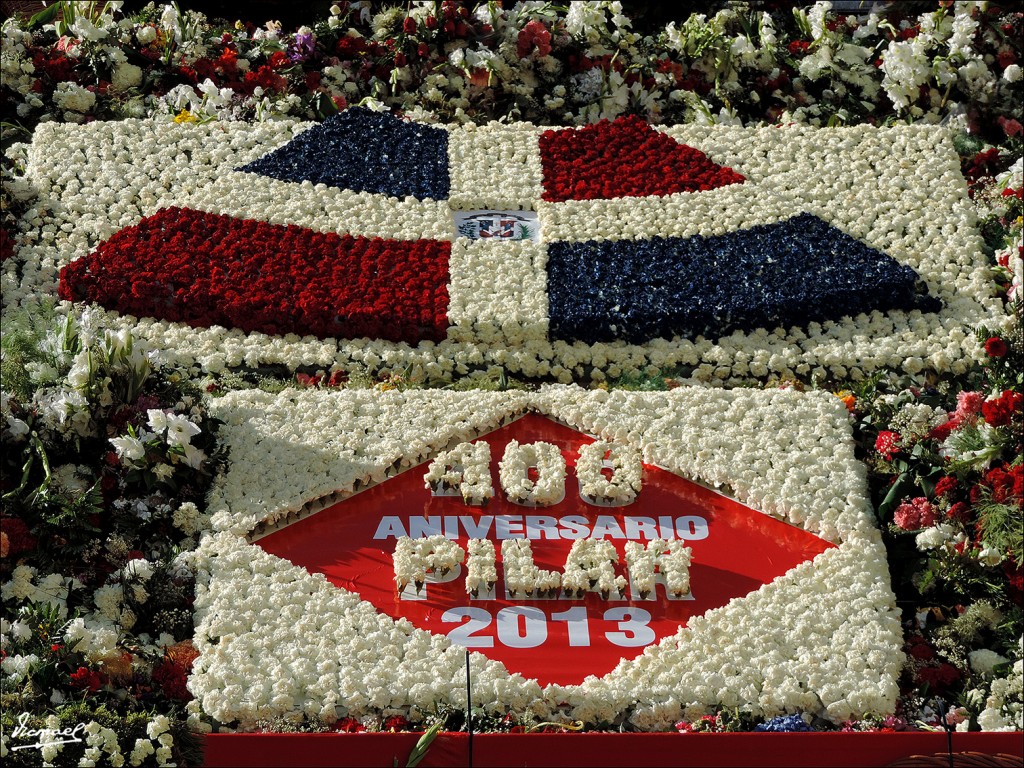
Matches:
[547,212,941,344]
[754,714,813,732]
[236,106,449,201]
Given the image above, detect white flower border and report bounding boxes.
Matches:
[189,386,903,730]
[4,118,1009,383]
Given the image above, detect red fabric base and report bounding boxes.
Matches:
[202,731,1024,767]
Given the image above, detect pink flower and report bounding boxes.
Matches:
[997,116,1023,138]
[955,390,985,418]
[893,497,937,530]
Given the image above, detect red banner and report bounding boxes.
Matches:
[202,732,1024,768]
[257,414,833,685]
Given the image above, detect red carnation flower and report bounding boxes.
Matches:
[933,476,958,499]
[335,717,365,732]
[946,501,970,523]
[517,20,553,59]
[984,336,1008,358]
[981,390,1023,428]
[875,430,901,460]
[69,666,102,692]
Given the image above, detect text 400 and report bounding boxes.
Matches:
[441,606,655,649]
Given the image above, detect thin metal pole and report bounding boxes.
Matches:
[466,649,473,768]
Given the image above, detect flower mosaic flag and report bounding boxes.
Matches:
[190,386,903,729]
[7,109,1002,381]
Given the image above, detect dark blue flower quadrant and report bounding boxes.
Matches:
[547,212,941,344]
[236,106,450,201]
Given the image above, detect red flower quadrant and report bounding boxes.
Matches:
[539,115,745,202]
[58,207,451,343]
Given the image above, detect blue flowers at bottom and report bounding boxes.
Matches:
[236,106,449,201]
[547,212,941,344]
[754,714,813,732]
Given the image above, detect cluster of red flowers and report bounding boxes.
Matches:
[58,207,451,343]
[975,464,1024,507]
[178,44,287,95]
[905,633,962,693]
[538,115,745,202]
[874,430,902,460]
[980,389,1023,428]
[0,516,36,558]
[69,666,103,692]
[517,20,553,59]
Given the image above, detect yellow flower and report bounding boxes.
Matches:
[174,109,198,124]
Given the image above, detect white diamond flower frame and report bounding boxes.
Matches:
[189,386,903,731]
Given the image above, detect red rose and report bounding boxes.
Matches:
[984,336,1008,357]
[402,16,417,34]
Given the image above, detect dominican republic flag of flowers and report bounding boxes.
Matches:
[58,107,938,346]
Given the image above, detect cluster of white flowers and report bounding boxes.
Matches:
[498,440,566,506]
[446,122,545,211]
[208,388,528,537]
[207,386,879,543]
[52,82,97,117]
[189,387,902,728]
[575,440,642,505]
[561,539,627,599]
[974,638,1023,731]
[393,535,464,593]
[624,539,692,599]
[424,441,493,505]
[464,539,497,598]
[172,501,207,536]
[500,538,562,598]
[5,119,1007,385]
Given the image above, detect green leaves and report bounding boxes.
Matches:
[25,2,60,30]
[878,470,917,520]
[405,721,443,768]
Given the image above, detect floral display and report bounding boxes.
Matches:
[501,538,563,599]
[238,107,450,201]
[575,440,642,505]
[0,0,1020,755]
[4,116,1005,385]
[187,385,903,730]
[538,115,745,201]
[424,441,493,505]
[393,534,464,595]
[497,439,566,506]
[546,212,938,344]
[1,310,222,764]
[58,206,452,343]
[624,540,692,600]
